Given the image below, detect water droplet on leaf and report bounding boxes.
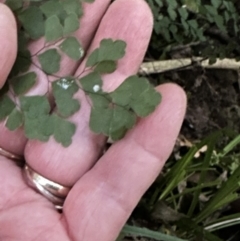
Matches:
[93,85,100,92]
[56,78,75,90]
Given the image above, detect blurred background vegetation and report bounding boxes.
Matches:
[119,0,240,240]
[147,0,240,62]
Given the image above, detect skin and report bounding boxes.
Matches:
[0,1,187,241]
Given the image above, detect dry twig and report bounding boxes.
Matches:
[139,58,240,75]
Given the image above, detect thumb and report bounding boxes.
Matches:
[0,3,17,89]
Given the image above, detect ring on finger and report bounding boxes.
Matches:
[0,146,24,166]
[23,164,71,210]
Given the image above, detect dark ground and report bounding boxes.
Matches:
[168,68,240,141]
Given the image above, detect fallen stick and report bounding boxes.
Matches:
[139,58,240,75]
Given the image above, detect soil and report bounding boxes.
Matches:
[158,68,240,142]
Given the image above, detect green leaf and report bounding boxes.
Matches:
[18,6,45,39]
[23,111,76,146]
[89,107,112,136]
[109,106,136,140]
[82,0,95,2]
[223,1,236,13]
[168,0,178,8]
[38,49,61,74]
[214,15,227,33]
[10,72,37,96]
[79,72,103,93]
[167,7,177,21]
[20,96,51,118]
[17,31,29,50]
[110,76,161,117]
[209,56,217,65]
[5,0,23,11]
[89,90,135,140]
[40,1,64,18]
[0,84,9,97]
[52,78,80,118]
[94,61,117,74]
[63,13,80,35]
[211,0,222,9]
[60,37,84,60]
[188,19,198,29]
[205,5,218,16]
[0,96,15,121]
[10,50,31,77]
[89,105,136,141]
[55,96,80,118]
[181,19,189,33]
[52,114,76,147]
[178,7,189,20]
[89,93,110,108]
[131,86,162,117]
[20,96,53,141]
[86,39,126,67]
[24,114,53,142]
[6,109,24,131]
[155,0,163,7]
[184,0,199,13]
[60,0,83,17]
[45,15,63,42]
[53,77,79,96]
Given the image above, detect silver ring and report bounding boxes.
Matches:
[23,164,71,210]
[0,147,23,160]
[0,147,24,166]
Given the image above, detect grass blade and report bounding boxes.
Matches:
[122,225,187,241]
[195,165,240,223]
[205,213,240,232]
[158,146,198,200]
[177,218,223,241]
[219,134,240,157]
[159,131,222,201]
[115,233,125,241]
[187,132,220,216]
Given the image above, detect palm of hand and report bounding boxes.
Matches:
[0,0,186,241]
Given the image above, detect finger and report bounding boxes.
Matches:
[25,0,153,186]
[0,3,17,88]
[63,84,187,241]
[0,157,70,241]
[75,0,154,92]
[0,156,31,209]
[0,0,111,155]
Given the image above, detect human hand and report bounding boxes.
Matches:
[0,0,186,240]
